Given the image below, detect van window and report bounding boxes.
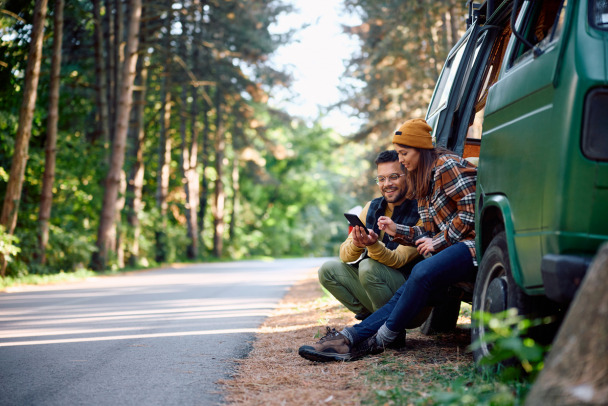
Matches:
[466,24,512,142]
[475,24,512,116]
[591,0,608,30]
[427,37,468,119]
[456,33,486,111]
[510,0,567,68]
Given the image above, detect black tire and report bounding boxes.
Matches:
[420,297,461,335]
[471,231,536,365]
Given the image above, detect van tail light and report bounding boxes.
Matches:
[581,87,608,161]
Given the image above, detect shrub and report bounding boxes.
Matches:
[470,308,550,381]
[0,225,21,276]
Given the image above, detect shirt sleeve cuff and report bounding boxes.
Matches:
[395,224,409,235]
[432,233,449,252]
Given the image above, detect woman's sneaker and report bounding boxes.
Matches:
[350,331,407,357]
[298,327,354,362]
[388,331,407,350]
[351,334,385,357]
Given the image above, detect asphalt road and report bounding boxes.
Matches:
[0,257,329,406]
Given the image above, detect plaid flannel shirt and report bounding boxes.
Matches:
[392,154,478,265]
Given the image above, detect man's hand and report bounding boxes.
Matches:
[351,226,378,247]
[377,216,397,236]
[415,237,436,257]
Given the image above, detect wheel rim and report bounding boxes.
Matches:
[477,262,508,358]
[486,275,508,313]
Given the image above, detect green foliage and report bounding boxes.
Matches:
[424,379,521,406]
[341,0,467,142]
[43,224,98,272]
[0,0,405,280]
[232,117,367,259]
[0,225,21,264]
[406,310,551,405]
[470,309,550,380]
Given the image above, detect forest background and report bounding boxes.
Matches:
[0,0,466,278]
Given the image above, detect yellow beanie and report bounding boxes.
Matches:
[392,119,433,149]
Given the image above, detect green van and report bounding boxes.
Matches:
[423,0,608,361]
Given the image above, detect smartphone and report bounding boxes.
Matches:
[344,213,369,234]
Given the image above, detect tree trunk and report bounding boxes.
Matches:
[440,10,449,57]
[180,19,200,259]
[155,74,172,264]
[108,0,125,257]
[126,56,148,267]
[197,11,209,251]
[104,0,116,145]
[524,243,608,405]
[448,2,459,48]
[93,0,141,270]
[198,95,209,248]
[115,169,127,268]
[187,85,200,259]
[155,4,172,264]
[179,87,190,250]
[423,5,440,81]
[180,87,199,259]
[212,89,225,258]
[38,0,64,265]
[114,0,123,129]
[92,0,110,146]
[0,0,48,276]
[229,147,239,240]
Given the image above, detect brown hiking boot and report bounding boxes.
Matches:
[298,327,354,362]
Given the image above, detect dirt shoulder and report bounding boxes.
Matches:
[221,268,474,405]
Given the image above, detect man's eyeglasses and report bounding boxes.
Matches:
[375,173,405,185]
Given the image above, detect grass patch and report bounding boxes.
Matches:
[0,264,153,290]
[357,306,543,406]
[0,268,97,290]
[361,353,530,405]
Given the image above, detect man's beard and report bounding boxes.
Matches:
[382,186,406,203]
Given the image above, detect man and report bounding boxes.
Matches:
[318,150,421,320]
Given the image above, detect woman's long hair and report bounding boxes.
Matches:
[398,144,451,200]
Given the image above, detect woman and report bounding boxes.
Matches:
[298,118,478,362]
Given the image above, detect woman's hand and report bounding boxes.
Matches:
[415,237,435,257]
[377,216,397,236]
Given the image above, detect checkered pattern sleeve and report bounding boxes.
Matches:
[392,222,424,245]
[430,155,477,255]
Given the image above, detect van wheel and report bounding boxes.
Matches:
[420,297,461,335]
[471,231,533,365]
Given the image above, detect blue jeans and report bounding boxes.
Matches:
[344,242,476,345]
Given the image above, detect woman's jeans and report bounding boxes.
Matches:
[344,242,476,345]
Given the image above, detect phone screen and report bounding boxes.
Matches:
[344,213,369,234]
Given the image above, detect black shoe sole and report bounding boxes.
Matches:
[298,346,354,362]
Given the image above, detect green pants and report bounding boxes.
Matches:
[318,258,407,314]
